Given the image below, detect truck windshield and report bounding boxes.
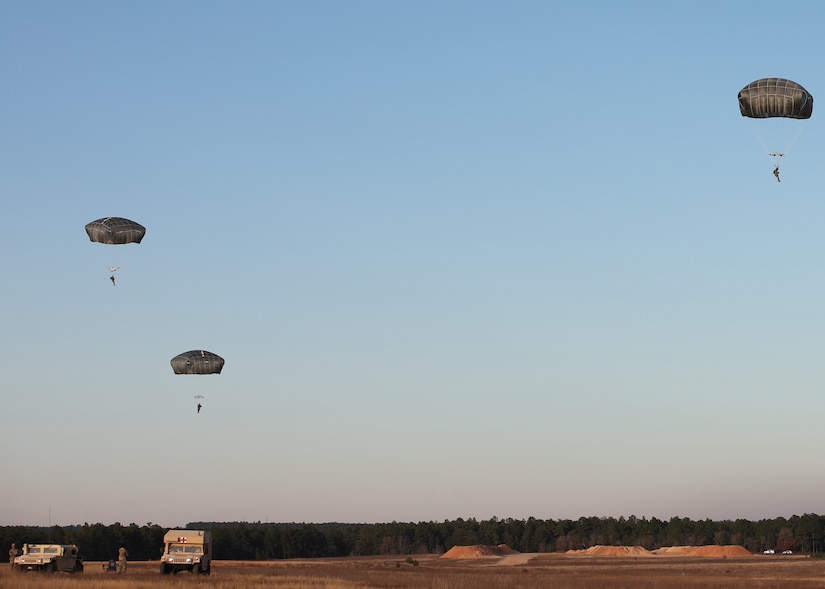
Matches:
[44,547,58,554]
[184,546,202,553]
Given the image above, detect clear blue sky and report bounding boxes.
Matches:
[3,0,825,527]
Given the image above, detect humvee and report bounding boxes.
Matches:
[159,529,212,575]
[13,544,84,573]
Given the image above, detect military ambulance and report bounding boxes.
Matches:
[159,529,212,575]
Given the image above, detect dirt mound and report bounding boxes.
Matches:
[441,544,518,559]
[566,545,652,556]
[652,545,752,557]
[566,545,753,558]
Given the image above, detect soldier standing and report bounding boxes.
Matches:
[9,543,19,569]
[117,546,128,573]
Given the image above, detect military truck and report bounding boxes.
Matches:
[13,544,84,573]
[159,529,212,575]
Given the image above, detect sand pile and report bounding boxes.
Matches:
[566,545,752,557]
[652,545,752,557]
[566,545,652,556]
[441,544,518,559]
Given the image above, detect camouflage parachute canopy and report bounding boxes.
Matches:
[85,217,146,245]
[171,350,225,375]
[738,78,813,119]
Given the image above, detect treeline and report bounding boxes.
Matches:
[3,514,825,561]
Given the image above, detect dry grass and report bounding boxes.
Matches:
[2,554,825,589]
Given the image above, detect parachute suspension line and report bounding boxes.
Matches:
[745,118,800,170]
[782,124,805,156]
[769,153,783,174]
[746,118,771,157]
[748,123,778,171]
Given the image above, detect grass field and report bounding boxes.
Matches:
[3,554,825,589]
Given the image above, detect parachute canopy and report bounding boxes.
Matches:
[171,350,225,375]
[85,217,146,245]
[738,78,813,119]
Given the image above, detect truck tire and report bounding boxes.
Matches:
[45,562,56,573]
[160,563,168,575]
[192,563,200,575]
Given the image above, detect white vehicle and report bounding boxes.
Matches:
[13,544,83,573]
[763,549,775,554]
[159,529,212,575]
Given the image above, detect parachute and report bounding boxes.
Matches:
[170,350,225,375]
[171,352,223,414]
[85,217,145,285]
[85,217,146,245]
[738,78,813,119]
[738,78,813,180]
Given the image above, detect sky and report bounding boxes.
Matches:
[3,0,825,528]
